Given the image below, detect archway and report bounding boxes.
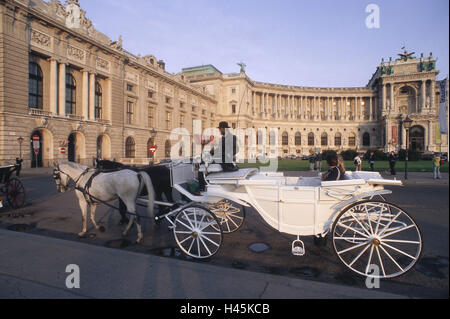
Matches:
[30,129,54,168]
[97,134,111,160]
[68,132,86,163]
[409,125,425,152]
[30,131,43,168]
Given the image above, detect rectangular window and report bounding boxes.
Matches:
[127,101,134,124]
[232,88,236,94]
[148,91,154,99]
[148,105,154,128]
[127,84,134,92]
[232,104,236,114]
[180,115,185,128]
[180,102,184,109]
[165,96,171,104]
[166,111,172,130]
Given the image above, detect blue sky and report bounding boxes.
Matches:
[79,0,449,87]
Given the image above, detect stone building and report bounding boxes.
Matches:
[0,0,216,167]
[0,0,448,168]
[182,57,448,158]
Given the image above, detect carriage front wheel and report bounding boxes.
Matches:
[6,178,26,209]
[173,204,223,259]
[332,200,422,279]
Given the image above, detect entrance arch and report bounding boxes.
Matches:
[409,125,425,152]
[68,132,86,163]
[96,134,111,160]
[30,129,54,168]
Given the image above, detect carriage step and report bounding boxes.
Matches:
[292,238,305,256]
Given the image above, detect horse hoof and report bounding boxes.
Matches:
[99,226,106,233]
[78,233,87,238]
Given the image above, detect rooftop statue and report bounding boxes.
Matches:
[237,62,247,74]
[398,46,415,61]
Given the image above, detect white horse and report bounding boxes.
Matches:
[52,162,155,243]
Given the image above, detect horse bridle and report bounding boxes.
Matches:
[53,165,91,192]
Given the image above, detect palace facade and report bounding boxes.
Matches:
[0,0,448,168]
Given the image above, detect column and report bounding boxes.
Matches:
[344,97,348,120]
[82,70,89,120]
[105,78,112,122]
[390,84,394,110]
[331,97,334,120]
[382,84,386,111]
[430,81,435,111]
[421,81,426,111]
[49,58,58,115]
[89,73,96,120]
[58,62,66,116]
[252,91,255,114]
[369,97,373,121]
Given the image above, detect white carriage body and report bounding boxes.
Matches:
[198,169,402,237]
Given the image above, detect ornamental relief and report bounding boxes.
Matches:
[126,72,139,84]
[67,44,85,63]
[164,87,174,97]
[30,29,53,51]
[145,79,158,91]
[96,57,110,73]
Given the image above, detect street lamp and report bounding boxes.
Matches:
[17,137,24,159]
[403,116,413,180]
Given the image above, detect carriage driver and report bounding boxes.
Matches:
[210,121,239,172]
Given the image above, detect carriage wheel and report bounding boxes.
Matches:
[332,200,422,279]
[173,204,223,259]
[206,200,245,234]
[6,178,26,209]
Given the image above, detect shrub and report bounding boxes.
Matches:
[341,149,357,161]
[364,150,387,161]
[322,150,337,160]
[398,149,420,161]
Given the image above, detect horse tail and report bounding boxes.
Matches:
[137,172,155,219]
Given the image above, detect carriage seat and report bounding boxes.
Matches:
[206,168,259,182]
[198,164,223,174]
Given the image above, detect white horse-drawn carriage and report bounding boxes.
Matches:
[141,163,422,279]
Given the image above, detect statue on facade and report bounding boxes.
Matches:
[237,62,246,74]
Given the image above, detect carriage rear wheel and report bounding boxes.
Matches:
[6,178,26,209]
[206,200,245,234]
[332,200,422,279]
[173,204,223,259]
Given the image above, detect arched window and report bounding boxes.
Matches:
[349,133,356,147]
[295,132,302,146]
[308,133,315,146]
[147,138,155,159]
[321,133,328,146]
[282,132,289,146]
[125,137,135,158]
[65,73,76,115]
[29,62,43,109]
[335,133,342,147]
[165,140,171,159]
[363,133,371,147]
[95,82,102,119]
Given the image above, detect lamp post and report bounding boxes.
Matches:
[17,137,24,159]
[403,117,413,180]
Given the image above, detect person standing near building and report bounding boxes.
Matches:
[354,154,362,171]
[388,151,397,176]
[369,152,375,172]
[433,153,442,179]
[316,153,323,172]
[309,152,315,171]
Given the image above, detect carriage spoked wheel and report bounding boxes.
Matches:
[6,178,26,209]
[206,200,245,234]
[173,204,223,259]
[332,200,422,279]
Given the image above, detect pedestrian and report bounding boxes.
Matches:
[354,154,362,171]
[433,153,441,179]
[388,151,397,176]
[309,152,315,171]
[317,153,323,172]
[369,152,375,172]
[337,155,346,177]
[322,154,345,181]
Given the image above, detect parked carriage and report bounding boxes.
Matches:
[140,163,422,279]
[0,164,26,209]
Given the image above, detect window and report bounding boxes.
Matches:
[349,134,356,147]
[148,105,154,128]
[165,140,171,159]
[308,133,315,146]
[321,133,328,146]
[282,132,289,146]
[166,111,172,130]
[95,82,102,119]
[232,104,236,114]
[180,102,185,109]
[295,132,302,146]
[148,91,154,99]
[65,73,76,115]
[363,133,371,147]
[232,88,236,94]
[147,138,155,159]
[180,115,185,128]
[335,133,342,146]
[232,123,236,129]
[127,101,134,124]
[165,96,171,104]
[29,62,43,109]
[126,84,134,92]
[125,137,135,158]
